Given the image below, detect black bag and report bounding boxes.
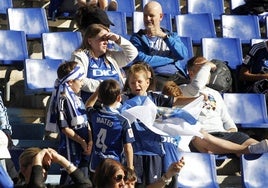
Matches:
[206,59,233,93]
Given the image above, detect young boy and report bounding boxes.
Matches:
[46,61,93,185]
[86,79,134,174]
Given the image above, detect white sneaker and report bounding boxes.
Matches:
[248,139,268,154]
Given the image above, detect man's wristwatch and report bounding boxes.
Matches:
[161,174,172,185]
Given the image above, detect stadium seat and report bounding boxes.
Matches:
[241,153,268,187]
[7,8,49,40]
[24,59,62,95]
[42,31,82,60]
[0,0,12,15]
[221,15,261,44]
[106,11,128,37]
[202,37,243,70]
[179,36,194,69]
[142,0,180,17]
[132,11,173,33]
[0,30,28,101]
[175,13,216,45]
[250,38,267,46]
[229,0,246,14]
[116,0,135,17]
[177,152,219,188]
[186,0,224,20]
[223,93,268,128]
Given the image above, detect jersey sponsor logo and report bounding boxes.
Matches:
[161,136,179,145]
[92,69,117,77]
[128,128,134,138]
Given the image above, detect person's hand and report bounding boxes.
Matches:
[83,140,93,155]
[206,61,217,72]
[105,32,120,42]
[33,148,52,167]
[146,25,166,38]
[48,148,64,164]
[165,157,185,179]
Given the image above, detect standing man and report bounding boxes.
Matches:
[130,1,189,91]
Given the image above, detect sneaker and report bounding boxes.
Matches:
[248,139,268,154]
[108,0,118,11]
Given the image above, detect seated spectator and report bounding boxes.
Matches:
[48,0,117,20]
[239,40,268,104]
[15,147,92,187]
[74,4,115,33]
[71,23,138,102]
[0,130,14,188]
[130,1,189,91]
[94,158,185,188]
[164,56,268,155]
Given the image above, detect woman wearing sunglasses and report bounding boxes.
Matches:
[94,158,185,188]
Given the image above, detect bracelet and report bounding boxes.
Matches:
[161,174,172,185]
[65,162,74,171]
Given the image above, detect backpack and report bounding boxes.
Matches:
[206,59,233,93]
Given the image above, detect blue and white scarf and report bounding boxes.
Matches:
[45,66,85,132]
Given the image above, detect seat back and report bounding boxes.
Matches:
[24,59,62,95]
[116,0,135,17]
[177,152,219,188]
[106,11,128,37]
[241,154,268,187]
[0,0,12,14]
[229,0,246,13]
[0,30,28,65]
[142,0,180,17]
[7,8,49,39]
[202,37,243,70]
[179,36,194,69]
[42,31,82,60]
[250,38,267,46]
[223,93,268,128]
[132,11,173,33]
[187,0,224,20]
[221,15,261,44]
[175,13,216,45]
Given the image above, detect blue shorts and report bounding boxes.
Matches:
[134,155,162,185]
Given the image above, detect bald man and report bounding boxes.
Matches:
[130,1,189,91]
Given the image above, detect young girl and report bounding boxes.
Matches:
[46,61,93,185]
[121,63,190,187]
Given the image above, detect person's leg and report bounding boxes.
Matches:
[192,131,268,155]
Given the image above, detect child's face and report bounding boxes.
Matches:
[68,79,83,94]
[125,180,136,188]
[128,71,150,96]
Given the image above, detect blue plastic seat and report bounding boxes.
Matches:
[223,93,268,128]
[0,0,12,15]
[202,37,243,70]
[142,0,180,17]
[7,8,49,40]
[241,153,268,187]
[42,31,82,60]
[116,0,135,17]
[177,152,219,188]
[187,0,224,20]
[229,0,246,14]
[132,11,173,33]
[0,30,28,101]
[106,11,128,37]
[175,13,216,45]
[221,15,261,44]
[24,59,62,95]
[179,36,194,69]
[250,38,267,46]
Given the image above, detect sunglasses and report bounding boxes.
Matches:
[114,174,127,182]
